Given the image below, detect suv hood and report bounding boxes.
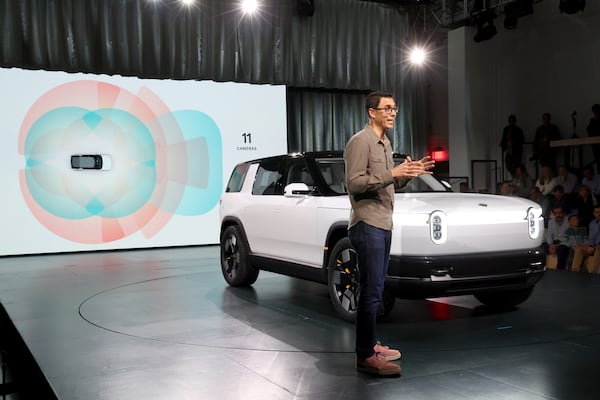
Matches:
[394,192,539,215]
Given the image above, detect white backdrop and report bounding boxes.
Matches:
[0,68,287,255]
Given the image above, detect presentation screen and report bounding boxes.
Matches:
[0,68,288,255]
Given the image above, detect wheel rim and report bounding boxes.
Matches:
[331,247,359,314]
[222,233,239,280]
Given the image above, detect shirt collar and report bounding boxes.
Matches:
[364,124,389,146]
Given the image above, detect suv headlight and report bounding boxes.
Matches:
[429,210,447,244]
[527,207,541,239]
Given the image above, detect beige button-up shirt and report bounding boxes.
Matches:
[344,125,398,231]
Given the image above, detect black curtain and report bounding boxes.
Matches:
[1,0,427,154]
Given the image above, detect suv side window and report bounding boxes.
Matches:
[252,159,283,195]
[226,163,250,193]
[285,159,313,187]
[315,158,346,193]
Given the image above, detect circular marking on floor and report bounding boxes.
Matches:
[78,271,600,354]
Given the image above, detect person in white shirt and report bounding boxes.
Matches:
[557,164,579,195]
[536,165,558,196]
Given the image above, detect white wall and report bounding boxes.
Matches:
[448,1,600,184]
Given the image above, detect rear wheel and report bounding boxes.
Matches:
[220,225,259,286]
[474,286,534,310]
[327,238,395,322]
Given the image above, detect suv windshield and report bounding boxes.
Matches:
[315,157,450,194]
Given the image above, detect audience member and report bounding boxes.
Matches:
[535,165,558,196]
[575,185,595,230]
[530,186,551,226]
[557,164,579,195]
[586,104,600,175]
[511,164,533,197]
[550,185,575,214]
[532,113,561,174]
[581,165,600,198]
[499,181,514,196]
[544,206,570,270]
[563,212,587,270]
[500,114,525,178]
[571,205,600,273]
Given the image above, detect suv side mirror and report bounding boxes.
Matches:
[284,183,311,197]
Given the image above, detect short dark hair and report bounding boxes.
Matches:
[365,91,394,113]
[592,104,600,114]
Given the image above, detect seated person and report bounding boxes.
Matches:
[562,212,587,270]
[536,165,558,196]
[557,164,579,195]
[511,164,532,197]
[544,206,570,270]
[571,205,600,273]
[530,186,551,226]
[549,185,575,213]
[499,181,514,196]
[575,185,595,229]
[582,166,600,198]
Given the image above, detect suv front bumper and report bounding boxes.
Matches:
[385,246,546,299]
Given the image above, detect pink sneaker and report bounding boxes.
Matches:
[356,352,401,376]
[374,341,401,361]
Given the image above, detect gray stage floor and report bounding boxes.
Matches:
[1,246,600,399]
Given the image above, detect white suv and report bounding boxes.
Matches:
[219,152,546,322]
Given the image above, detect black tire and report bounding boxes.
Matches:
[327,237,395,323]
[327,238,359,323]
[474,286,534,310]
[220,225,259,287]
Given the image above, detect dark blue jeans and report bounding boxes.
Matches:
[348,221,391,359]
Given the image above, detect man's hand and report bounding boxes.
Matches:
[416,155,436,172]
[391,155,435,179]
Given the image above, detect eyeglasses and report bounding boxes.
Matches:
[373,106,399,114]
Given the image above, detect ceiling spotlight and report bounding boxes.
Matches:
[559,0,585,14]
[409,47,426,65]
[241,0,259,14]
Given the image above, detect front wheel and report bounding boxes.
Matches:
[220,225,259,287]
[474,286,534,310]
[327,238,360,323]
[327,238,395,322]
